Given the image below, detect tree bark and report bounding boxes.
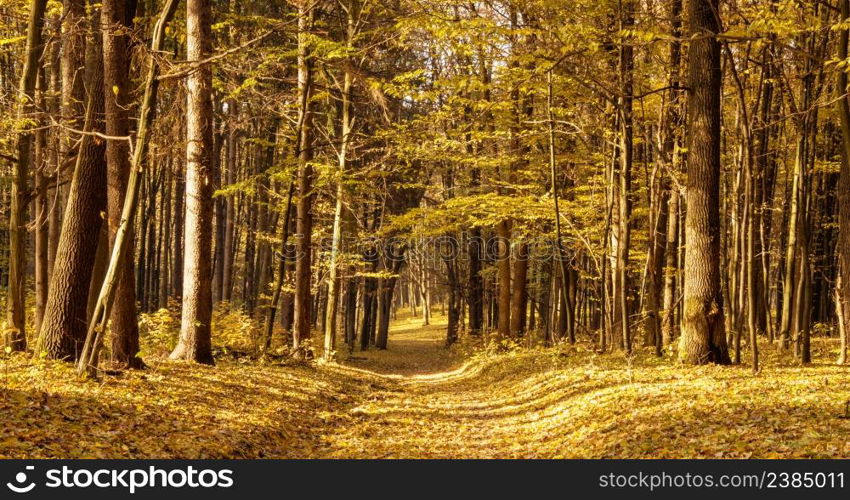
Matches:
[37,6,107,361]
[33,67,49,336]
[324,0,356,360]
[102,0,143,368]
[678,0,730,364]
[292,2,315,355]
[5,0,49,351]
[170,0,215,364]
[836,0,850,365]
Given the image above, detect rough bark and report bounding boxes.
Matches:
[37,8,107,361]
[102,0,142,368]
[678,0,730,364]
[170,0,215,364]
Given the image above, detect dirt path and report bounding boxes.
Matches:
[335,315,460,376]
[306,315,850,459]
[315,315,533,458]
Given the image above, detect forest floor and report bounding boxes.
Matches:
[3,314,850,458]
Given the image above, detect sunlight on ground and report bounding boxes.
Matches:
[333,312,462,377]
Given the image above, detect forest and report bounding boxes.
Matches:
[1,0,850,459]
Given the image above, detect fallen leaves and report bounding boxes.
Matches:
[0,355,349,459]
[2,314,850,458]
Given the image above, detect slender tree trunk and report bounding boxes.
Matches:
[496,221,512,340]
[546,70,573,344]
[617,0,634,354]
[836,0,850,365]
[171,158,184,300]
[292,2,315,356]
[46,22,61,283]
[103,0,143,368]
[34,69,49,336]
[159,162,172,308]
[221,103,236,304]
[87,226,109,321]
[264,180,294,350]
[376,262,403,350]
[212,134,225,304]
[5,0,49,351]
[324,1,356,360]
[779,136,805,349]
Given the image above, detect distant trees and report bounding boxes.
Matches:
[2,0,850,370]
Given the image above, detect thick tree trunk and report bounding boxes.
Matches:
[37,8,107,361]
[170,0,215,364]
[678,0,730,365]
[54,0,86,277]
[76,0,178,375]
[616,0,634,354]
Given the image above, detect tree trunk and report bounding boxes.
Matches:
[171,157,185,300]
[837,0,850,365]
[170,0,215,364]
[615,0,634,354]
[678,0,730,365]
[37,7,107,361]
[292,3,315,355]
[5,0,49,351]
[102,0,143,368]
[221,102,237,304]
[34,68,49,336]
[324,1,355,360]
[510,244,528,336]
[496,221,511,340]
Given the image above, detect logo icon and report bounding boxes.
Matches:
[7,466,36,493]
